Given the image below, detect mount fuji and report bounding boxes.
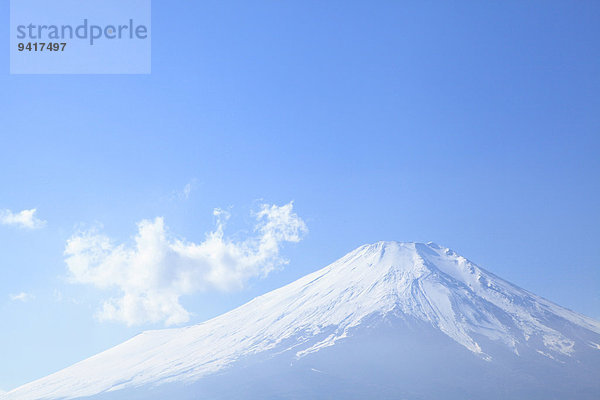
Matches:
[3,242,600,399]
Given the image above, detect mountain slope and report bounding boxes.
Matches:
[3,242,600,399]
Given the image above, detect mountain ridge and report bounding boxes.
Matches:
[3,241,600,400]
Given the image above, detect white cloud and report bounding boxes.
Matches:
[172,180,195,201]
[181,183,192,199]
[10,292,35,302]
[53,289,80,305]
[0,208,46,229]
[64,202,307,326]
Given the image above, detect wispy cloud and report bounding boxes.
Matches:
[173,180,195,201]
[9,292,35,302]
[64,202,307,326]
[53,289,80,305]
[0,208,46,229]
[181,182,192,200]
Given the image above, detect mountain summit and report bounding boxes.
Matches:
[4,242,600,399]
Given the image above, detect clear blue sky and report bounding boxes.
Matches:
[1,0,599,392]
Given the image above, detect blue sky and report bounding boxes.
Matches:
[1,0,599,392]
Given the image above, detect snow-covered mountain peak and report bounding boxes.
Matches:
[333,241,481,290]
[246,240,600,359]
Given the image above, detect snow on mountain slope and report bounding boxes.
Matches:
[3,242,600,400]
